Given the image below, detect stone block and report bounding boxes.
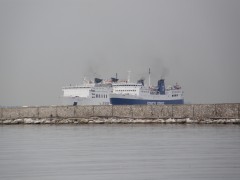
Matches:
[75,106,94,117]
[173,105,193,118]
[39,106,57,118]
[132,105,152,118]
[0,108,2,118]
[2,108,19,119]
[152,105,172,118]
[56,106,75,118]
[113,105,132,118]
[93,105,112,117]
[18,107,39,118]
[193,104,216,119]
[215,104,238,118]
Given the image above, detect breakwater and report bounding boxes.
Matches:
[0,104,240,124]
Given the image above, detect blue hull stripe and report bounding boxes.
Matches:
[110,98,184,105]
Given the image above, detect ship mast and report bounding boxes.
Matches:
[148,68,151,87]
[127,70,131,83]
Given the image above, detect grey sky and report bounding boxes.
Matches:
[0,0,240,106]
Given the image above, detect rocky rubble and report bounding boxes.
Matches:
[0,118,240,124]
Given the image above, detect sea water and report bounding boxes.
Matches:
[0,124,240,180]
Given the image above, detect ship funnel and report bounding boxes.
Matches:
[158,79,165,95]
[94,78,102,83]
[137,79,144,86]
[111,77,119,82]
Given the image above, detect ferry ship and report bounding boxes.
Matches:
[62,78,113,106]
[110,79,184,105]
[61,71,184,105]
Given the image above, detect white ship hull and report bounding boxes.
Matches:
[61,96,110,106]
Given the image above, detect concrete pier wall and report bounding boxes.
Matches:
[0,104,239,124]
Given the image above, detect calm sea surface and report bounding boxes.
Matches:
[0,124,240,180]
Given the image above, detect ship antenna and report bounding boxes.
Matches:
[149,68,151,87]
[127,70,131,83]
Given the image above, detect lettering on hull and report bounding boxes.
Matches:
[147,102,164,105]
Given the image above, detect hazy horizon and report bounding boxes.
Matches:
[1,0,240,106]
